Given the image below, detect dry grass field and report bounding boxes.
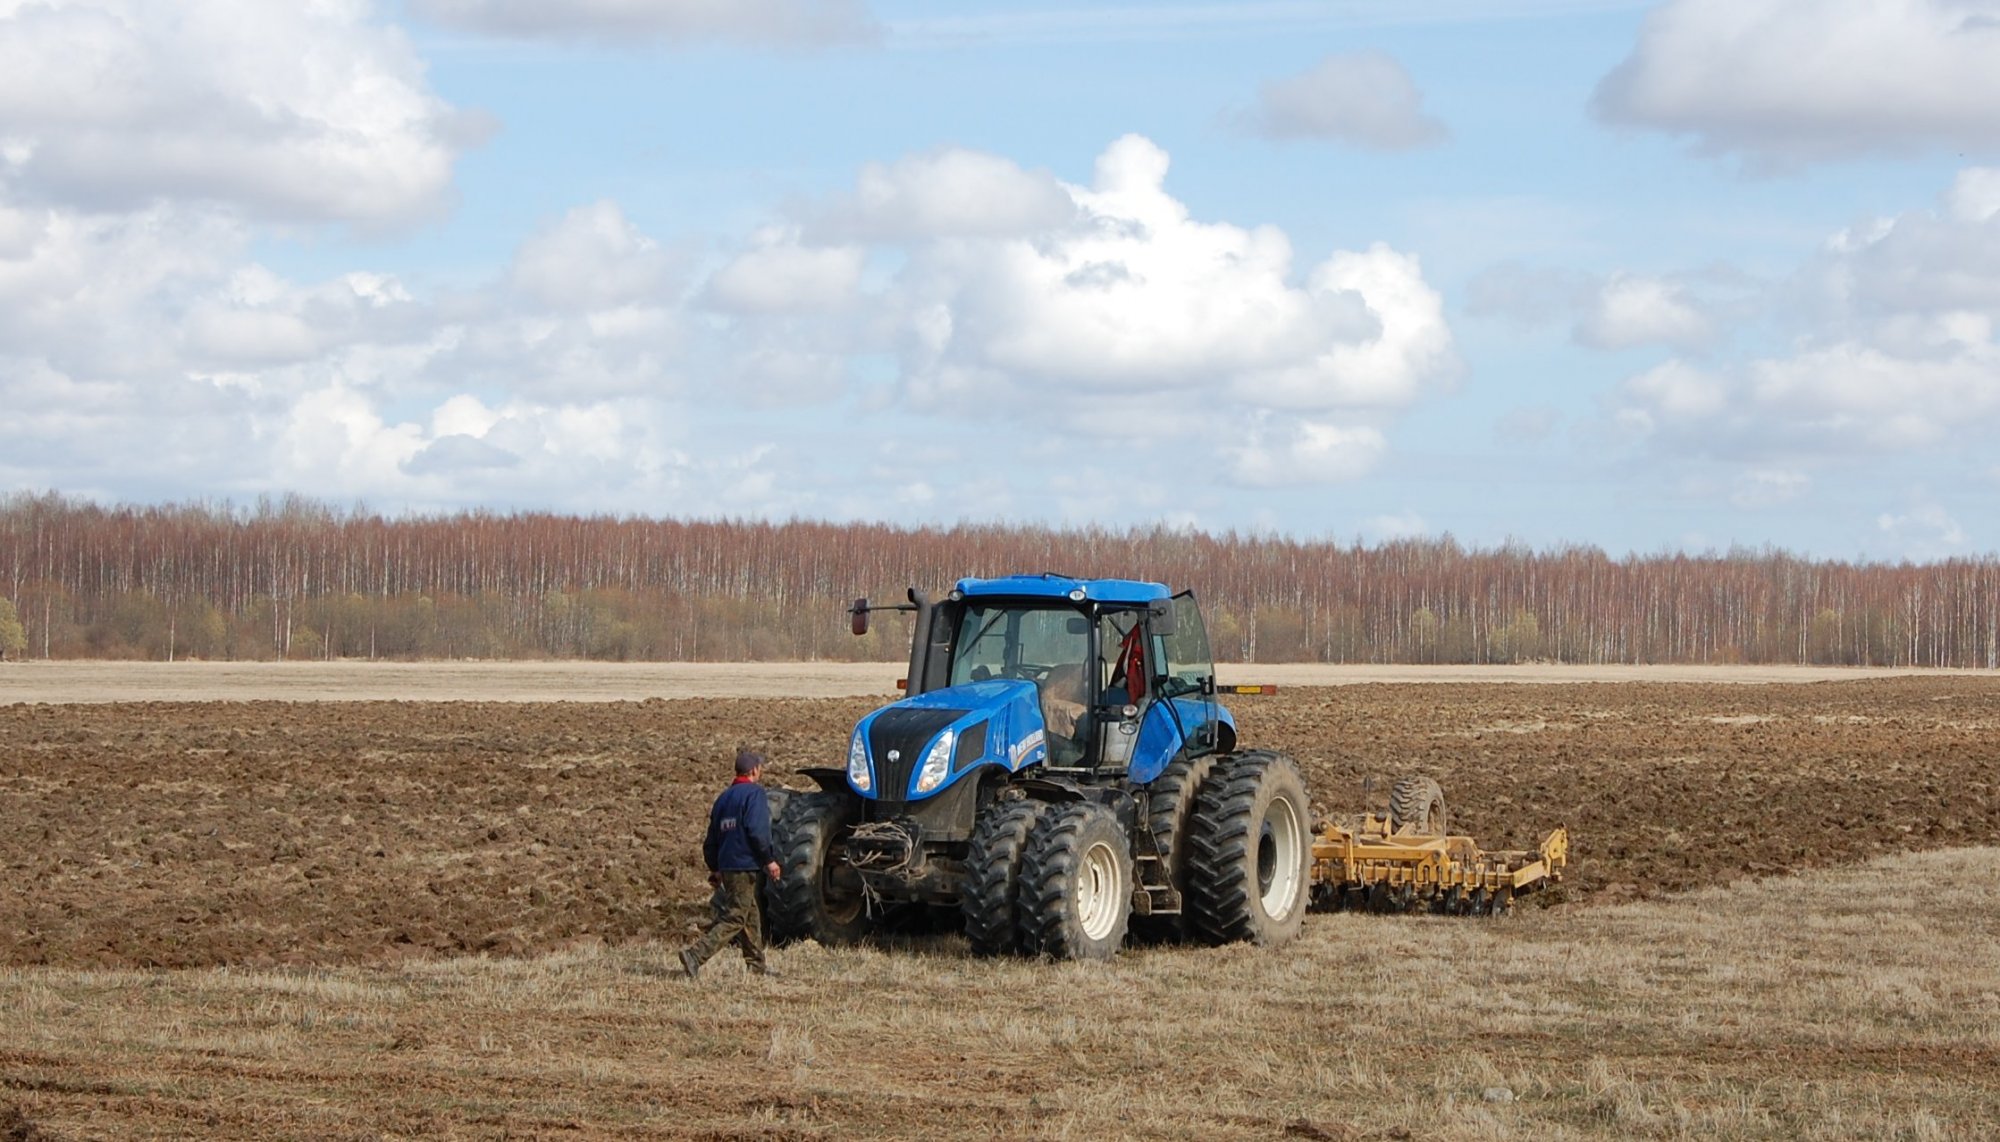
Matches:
[4,667,1999,1138]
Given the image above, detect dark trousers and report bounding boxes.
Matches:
[685,871,767,971]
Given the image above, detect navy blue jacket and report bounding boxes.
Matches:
[704,780,779,872]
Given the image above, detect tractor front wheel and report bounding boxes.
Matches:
[1017,802,1133,961]
[961,798,1049,957]
[769,791,868,946]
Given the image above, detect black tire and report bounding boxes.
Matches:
[1131,753,1219,944]
[769,791,868,946]
[1186,751,1312,947]
[1017,802,1133,961]
[1389,775,1447,836]
[756,787,791,944]
[960,799,1048,957]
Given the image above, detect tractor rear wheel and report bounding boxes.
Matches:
[960,798,1048,956]
[1186,751,1311,947]
[769,791,868,946]
[1017,802,1133,961]
[1131,752,1218,944]
[1389,776,1448,836]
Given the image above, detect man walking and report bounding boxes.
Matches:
[679,749,783,979]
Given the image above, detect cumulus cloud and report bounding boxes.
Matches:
[1470,262,1748,352]
[894,135,1453,411]
[0,0,473,224]
[1576,274,1714,351]
[1612,169,2000,470]
[411,0,877,46]
[1,128,1457,513]
[705,229,865,314]
[1594,0,2000,169]
[1363,512,1430,542]
[1730,468,1809,509]
[510,201,677,311]
[1238,52,1448,150]
[1227,417,1388,487]
[816,147,1076,240]
[1877,501,1970,557]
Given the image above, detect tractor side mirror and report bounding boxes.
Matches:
[849,598,869,636]
[1149,598,1178,637]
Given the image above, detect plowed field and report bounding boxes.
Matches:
[5,677,1997,970]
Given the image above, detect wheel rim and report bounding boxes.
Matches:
[1076,839,1122,941]
[1254,793,1304,922]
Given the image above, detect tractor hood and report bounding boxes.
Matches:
[845,679,1048,802]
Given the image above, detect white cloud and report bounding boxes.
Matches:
[894,135,1453,413]
[1947,168,2000,224]
[705,230,865,314]
[1576,273,1714,350]
[1730,468,1808,509]
[1363,512,1430,542]
[1877,501,1970,557]
[1238,52,1448,150]
[1594,0,2000,169]
[0,0,472,224]
[1227,416,1388,487]
[510,201,676,311]
[1616,343,2000,459]
[1611,166,2000,466]
[818,148,1076,240]
[725,346,847,406]
[1,130,1458,512]
[1617,359,1728,425]
[411,0,877,45]
[1242,243,1456,409]
[1470,262,1746,351]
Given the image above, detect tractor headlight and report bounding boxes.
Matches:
[847,728,872,793]
[912,729,956,795]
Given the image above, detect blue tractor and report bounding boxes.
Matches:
[768,574,1313,960]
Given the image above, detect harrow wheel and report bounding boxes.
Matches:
[960,799,1048,957]
[1186,751,1312,947]
[1017,801,1133,961]
[1389,776,1448,836]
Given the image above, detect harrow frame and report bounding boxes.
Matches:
[1307,812,1569,916]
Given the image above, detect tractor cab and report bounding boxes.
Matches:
[851,575,1232,793]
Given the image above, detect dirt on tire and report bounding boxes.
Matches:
[3,677,1998,969]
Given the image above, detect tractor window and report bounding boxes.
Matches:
[949,605,1091,687]
[1157,593,1215,696]
[1100,610,1144,702]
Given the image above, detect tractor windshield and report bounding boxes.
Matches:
[949,604,1090,687]
[949,603,1094,763]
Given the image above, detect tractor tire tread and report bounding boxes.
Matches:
[1185,750,1309,947]
[1017,801,1131,961]
[1132,752,1217,943]
[769,791,865,946]
[961,799,1047,957]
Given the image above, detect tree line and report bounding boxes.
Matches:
[2,491,1997,667]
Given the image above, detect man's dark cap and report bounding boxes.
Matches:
[735,749,765,776]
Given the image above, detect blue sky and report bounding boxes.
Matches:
[4,0,1998,560]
